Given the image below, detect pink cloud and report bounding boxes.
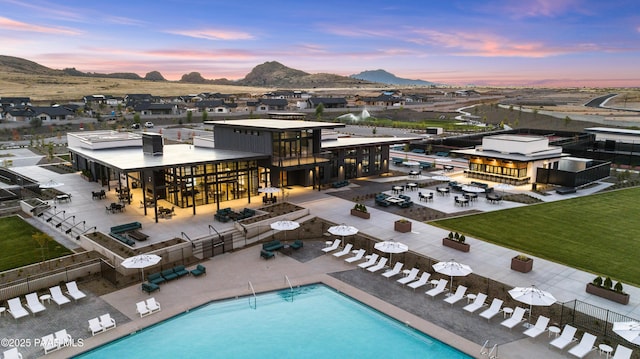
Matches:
[0,16,81,35]
[2,0,86,22]
[489,0,586,18]
[167,28,254,41]
[316,24,397,38]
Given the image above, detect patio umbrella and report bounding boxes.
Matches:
[270,220,300,242]
[258,187,280,194]
[432,175,451,181]
[121,254,162,282]
[39,179,64,189]
[402,161,420,167]
[461,185,485,193]
[495,183,514,194]
[508,285,556,327]
[433,260,473,295]
[374,241,408,263]
[613,321,640,345]
[328,224,359,243]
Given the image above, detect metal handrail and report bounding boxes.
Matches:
[284,275,293,302]
[248,281,257,309]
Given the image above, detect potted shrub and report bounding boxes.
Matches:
[511,254,533,273]
[586,276,630,305]
[442,231,470,252]
[394,218,412,233]
[350,203,370,219]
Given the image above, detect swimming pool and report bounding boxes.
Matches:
[76,284,471,358]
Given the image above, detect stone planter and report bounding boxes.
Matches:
[510,256,533,273]
[442,238,470,252]
[350,208,370,219]
[394,220,412,233]
[585,283,630,305]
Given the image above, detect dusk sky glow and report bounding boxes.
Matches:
[2,0,639,87]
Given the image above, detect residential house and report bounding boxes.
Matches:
[307,97,348,109]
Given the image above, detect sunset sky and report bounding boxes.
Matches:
[2,0,639,87]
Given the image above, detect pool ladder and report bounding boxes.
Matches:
[480,340,498,358]
[284,275,294,302]
[248,281,257,309]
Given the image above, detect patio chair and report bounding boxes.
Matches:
[2,347,22,359]
[406,272,431,290]
[40,333,58,354]
[345,249,365,263]
[190,264,207,277]
[366,257,388,273]
[88,318,104,336]
[398,268,421,286]
[523,315,550,339]
[382,262,404,278]
[7,297,29,320]
[65,281,87,301]
[500,306,527,329]
[321,239,341,253]
[549,324,577,350]
[24,293,46,315]
[462,293,487,313]
[54,329,72,348]
[358,254,379,269]
[99,313,117,330]
[332,243,353,258]
[567,332,597,358]
[146,297,161,313]
[136,301,151,317]
[425,279,448,298]
[479,298,503,321]
[611,344,633,359]
[49,286,71,307]
[444,285,467,306]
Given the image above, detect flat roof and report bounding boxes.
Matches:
[488,134,545,142]
[454,148,567,161]
[205,119,345,131]
[321,137,419,150]
[585,127,640,136]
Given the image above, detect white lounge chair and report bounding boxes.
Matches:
[99,313,117,330]
[49,286,71,307]
[406,272,430,290]
[523,315,550,338]
[425,279,448,298]
[65,281,87,301]
[136,301,151,317]
[550,324,577,350]
[479,298,503,321]
[345,249,365,263]
[366,257,388,273]
[567,332,597,358]
[146,297,161,313]
[444,285,467,306]
[54,329,72,348]
[399,268,421,286]
[88,318,104,336]
[24,293,46,315]
[321,239,341,253]
[7,297,29,320]
[40,334,58,354]
[500,306,527,329]
[2,347,22,359]
[611,344,633,359]
[358,253,379,269]
[463,293,487,313]
[382,262,403,278]
[332,243,353,258]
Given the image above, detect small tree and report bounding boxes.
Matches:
[133,112,141,124]
[32,232,52,263]
[202,110,208,122]
[592,276,603,286]
[315,103,324,120]
[603,276,613,289]
[186,110,193,123]
[614,281,624,293]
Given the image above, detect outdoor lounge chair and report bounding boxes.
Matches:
[406,272,430,290]
[290,240,304,250]
[146,297,161,313]
[65,281,87,301]
[611,344,633,359]
[88,318,104,336]
[358,254,379,269]
[444,285,467,306]
[190,264,207,276]
[567,332,597,358]
[523,315,550,339]
[500,306,527,329]
[382,262,403,278]
[49,286,71,307]
[7,297,29,320]
[99,313,117,330]
[425,279,448,298]
[40,333,58,354]
[54,329,72,348]
[332,243,353,258]
[398,268,420,286]
[463,293,487,313]
[479,298,503,321]
[321,239,341,253]
[142,282,160,294]
[549,324,577,350]
[345,249,365,263]
[2,347,22,359]
[136,301,151,317]
[366,257,388,273]
[25,293,46,315]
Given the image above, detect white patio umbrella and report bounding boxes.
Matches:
[39,179,64,189]
[433,260,473,294]
[432,175,451,181]
[402,161,420,167]
[494,183,514,194]
[508,285,556,327]
[613,321,640,345]
[270,220,300,242]
[328,224,359,243]
[374,241,408,263]
[121,254,162,282]
[461,185,485,193]
[258,187,280,194]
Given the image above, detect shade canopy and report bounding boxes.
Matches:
[374,241,408,263]
[495,183,514,191]
[258,187,280,194]
[508,285,556,325]
[39,179,64,188]
[432,175,451,181]
[270,220,300,231]
[121,254,162,282]
[433,260,473,294]
[328,224,359,237]
[402,161,420,167]
[613,321,640,345]
[461,185,485,193]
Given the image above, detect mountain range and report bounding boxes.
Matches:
[350,69,435,86]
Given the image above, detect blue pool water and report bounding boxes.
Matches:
[76,284,471,358]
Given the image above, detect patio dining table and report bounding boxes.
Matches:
[437,187,450,195]
[392,186,404,194]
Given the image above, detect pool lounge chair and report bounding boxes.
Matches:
[549,324,577,350]
[479,298,503,321]
[366,257,388,273]
[500,306,527,329]
[332,243,353,258]
[99,313,117,330]
[146,297,161,313]
[611,344,633,359]
[40,334,58,354]
[2,347,22,359]
[358,254,379,269]
[463,293,487,313]
[567,332,597,358]
[190,264,207,276]
[406,272,430,290]
[382,262,403,278]
[523,315,550,339]
[7,297,29,320]
[49,286,71,307]
[444,285,467,306]
[54,329,72,348]
[345,249,365,263]
[25,293,46,316]
[136,301,151,317]
[65,281,87,301]
[321,239,341,253]
[398,268,420,286]
[425,279,448,298]
[88,318,104,336]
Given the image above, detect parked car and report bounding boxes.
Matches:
[131,123,140,129]
[144,122,154,128]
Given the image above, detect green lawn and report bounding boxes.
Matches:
[0,216,72,272]
[432,187,640,287]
